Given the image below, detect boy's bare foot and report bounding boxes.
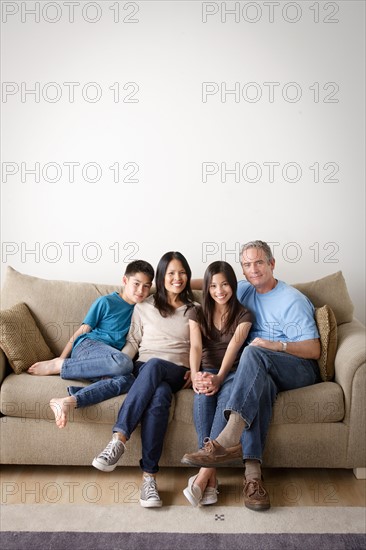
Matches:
[27,358,64,376]
[50,396,76,428]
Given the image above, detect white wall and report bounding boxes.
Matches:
[1,1,365,323]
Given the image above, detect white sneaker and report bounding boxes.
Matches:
[140,475,162,508]
[183,475,202,507]
[92,434,125,472]
[201,480,219,505]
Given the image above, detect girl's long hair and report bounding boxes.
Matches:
[153,251,194,317]
[199,261,242,339]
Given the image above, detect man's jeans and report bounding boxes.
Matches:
[113,358,188,474]
[62,339,134,408]
[193,369,236,448]
[225,345,320,462]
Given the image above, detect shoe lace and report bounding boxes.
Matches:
[246,479,267,497]
[100,439,123,461]
[143,477,159,500]
[204,485,219,496]
[202,437,215,454]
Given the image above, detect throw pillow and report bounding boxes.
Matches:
[314,305,338,382]
[0,302,55,374]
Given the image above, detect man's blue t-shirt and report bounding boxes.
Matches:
[73,292,134,350]
[237,280,319,343]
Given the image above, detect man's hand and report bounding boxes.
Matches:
[250,337,321,359]
[250,338,280,351]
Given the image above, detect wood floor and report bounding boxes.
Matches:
[1,465,365,507]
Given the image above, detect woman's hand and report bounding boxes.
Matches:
[192,371,210,394]
[192,371,221,396]
[182,369,192,389]
[205,374,222,395]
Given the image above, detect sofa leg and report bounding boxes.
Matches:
[353,468,366,479]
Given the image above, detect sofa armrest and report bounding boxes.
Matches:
[334,318,366,467]
[334,319,366,408]
[0,349,9,386]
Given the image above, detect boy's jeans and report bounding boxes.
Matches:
[62,339,134,408]
[61,339,133,380]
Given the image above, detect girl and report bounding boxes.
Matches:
[183,261,252,506]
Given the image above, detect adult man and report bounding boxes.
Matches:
[182,240,320,511]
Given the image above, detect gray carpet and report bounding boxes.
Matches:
[2,505,365,549]
[2,504,365,534]
[1,531,366,550]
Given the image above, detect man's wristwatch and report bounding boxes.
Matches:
[280,341,288,352]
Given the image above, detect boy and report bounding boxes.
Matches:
[27,260,154,428]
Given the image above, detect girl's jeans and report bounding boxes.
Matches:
[193,369,236,448]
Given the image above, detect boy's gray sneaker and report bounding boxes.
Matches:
[92,434,125,472]
[140,475,162,508]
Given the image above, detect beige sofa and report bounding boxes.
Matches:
[0,266,365,477]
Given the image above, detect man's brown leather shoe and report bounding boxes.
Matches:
[243,477,270,511]
[181,438,242,467]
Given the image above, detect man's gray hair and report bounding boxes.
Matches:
[240,240,274,262]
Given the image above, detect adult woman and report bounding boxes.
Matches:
[182,261,252,506]
[93,251,194,508]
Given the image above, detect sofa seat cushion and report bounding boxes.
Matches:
[270,382,344,424]
[173,382,344,426]
[1,373,344,428]
[0,373,176,425]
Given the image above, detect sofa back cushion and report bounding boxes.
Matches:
[292,271,354,325]
[1,267,120,355]
[0,267,354,357]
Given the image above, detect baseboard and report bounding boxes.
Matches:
[353,467,366,479]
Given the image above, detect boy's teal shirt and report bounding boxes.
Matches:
[73,291,134,351]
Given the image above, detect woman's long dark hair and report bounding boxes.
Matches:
[153,251,194,317]
[199,261,242,339]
